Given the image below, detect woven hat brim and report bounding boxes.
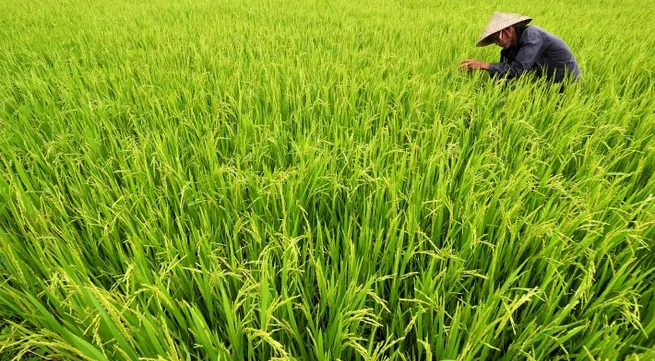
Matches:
[476,17,532,47]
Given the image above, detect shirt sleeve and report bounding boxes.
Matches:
[488,28,545,79]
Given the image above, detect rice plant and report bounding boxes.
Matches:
[1,0,654,360]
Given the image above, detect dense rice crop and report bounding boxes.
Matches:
[1,0,654,360]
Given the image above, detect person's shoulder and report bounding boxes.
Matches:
[523,25,546,36]
[521,25,547,41]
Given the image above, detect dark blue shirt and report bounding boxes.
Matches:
[488,25,581,83]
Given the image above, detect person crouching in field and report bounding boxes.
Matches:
[459,12,581,85]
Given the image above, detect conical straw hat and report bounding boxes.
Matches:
[476,12,532,47]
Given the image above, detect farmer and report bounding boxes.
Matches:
[459,12,581,84]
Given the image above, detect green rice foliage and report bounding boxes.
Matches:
[1,0,654,360]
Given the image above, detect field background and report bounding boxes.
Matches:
[1,0,654,360]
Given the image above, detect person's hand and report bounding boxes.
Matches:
[459,59,490,71]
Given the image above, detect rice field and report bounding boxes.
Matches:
[1,0,654,360]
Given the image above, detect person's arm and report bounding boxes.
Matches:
[488,28,545,79]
